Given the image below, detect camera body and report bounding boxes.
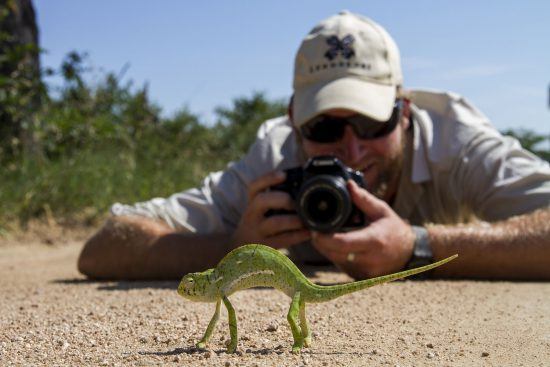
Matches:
[268,156,366,233]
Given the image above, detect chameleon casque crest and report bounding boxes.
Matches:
[178,244,457,353]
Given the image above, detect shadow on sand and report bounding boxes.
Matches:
[51,278,178,291]
[138,345,368,357]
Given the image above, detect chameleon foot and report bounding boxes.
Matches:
[196,341,206,349]
[303,336,312,348]
[291,338,304,354]
[226,343,237,354]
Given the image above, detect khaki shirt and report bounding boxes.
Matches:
[112,90,550,232]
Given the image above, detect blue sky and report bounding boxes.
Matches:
[36,1,549,135]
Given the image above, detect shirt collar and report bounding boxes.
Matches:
[410,105,433,184]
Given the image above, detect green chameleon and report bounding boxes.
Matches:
[177,244,457,353]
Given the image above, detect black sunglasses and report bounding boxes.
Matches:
[300,99,404,143]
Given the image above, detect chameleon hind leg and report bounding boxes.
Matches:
[299,298,311,347]
[222,295,238,353]
[196,298,221,349]
[287,292,304,353]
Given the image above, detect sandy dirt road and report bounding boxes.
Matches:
[1,240,549,366]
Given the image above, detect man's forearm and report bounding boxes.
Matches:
[428,208,550,280]
[78,216,235,280]
[141,232,235,279]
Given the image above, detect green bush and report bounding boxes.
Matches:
[0,50,287,228]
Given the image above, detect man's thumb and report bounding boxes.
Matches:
[347,180,388,219]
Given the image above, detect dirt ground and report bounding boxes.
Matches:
[1,231,549,367]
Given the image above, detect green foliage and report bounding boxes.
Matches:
[0,48,288,227]
[215,92,287,160]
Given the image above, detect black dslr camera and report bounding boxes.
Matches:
[268,156,366,233]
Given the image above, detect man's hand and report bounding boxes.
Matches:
[232,171,311,249]
[311,180,415,279]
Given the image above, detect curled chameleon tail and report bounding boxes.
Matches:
[177,244,457,353]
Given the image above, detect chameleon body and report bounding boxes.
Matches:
[177,244,457,353]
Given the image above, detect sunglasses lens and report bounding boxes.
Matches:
[301,117,345,143]
[351,117,386,139]
[301,99,403,143]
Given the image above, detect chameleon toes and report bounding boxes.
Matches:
[292,345,303,354]
[226,343,237,354]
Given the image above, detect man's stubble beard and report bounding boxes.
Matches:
[370,135,406,202]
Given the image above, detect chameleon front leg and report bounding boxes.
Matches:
[299,298,311,348]
[287,292,304,353]
[222,295,238,353]
[196,298,221,349]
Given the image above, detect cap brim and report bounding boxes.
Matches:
[293,78,396,127]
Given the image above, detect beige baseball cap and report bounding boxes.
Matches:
[292,10,403,128]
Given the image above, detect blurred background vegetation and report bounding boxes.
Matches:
[0,0,548,232]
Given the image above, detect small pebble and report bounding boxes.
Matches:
[266,324,278,332]
[427,351,435,359]
[482,351,489,357]
[426,343,434,348]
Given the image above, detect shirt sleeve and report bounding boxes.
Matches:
[447,111,550,222]
[110,116,300,233]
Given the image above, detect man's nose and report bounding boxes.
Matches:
[339,125,367,166]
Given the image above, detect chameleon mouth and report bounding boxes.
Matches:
[177,282,190,297]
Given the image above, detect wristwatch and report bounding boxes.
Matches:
[405,225,434,272]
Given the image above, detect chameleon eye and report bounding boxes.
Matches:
[184,278,195,287]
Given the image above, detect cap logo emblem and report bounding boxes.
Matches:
[324,35,355,61]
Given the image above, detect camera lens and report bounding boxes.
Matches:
[304,190,339,223]
[297,175,351,232]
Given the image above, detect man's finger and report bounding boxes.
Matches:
[260,214,304,237]
[265,230,311,249]
[311,237,368,265]
[313,230,376,254]
[248,171,286,201]
[252,191,295,216]
[348,180,388,219]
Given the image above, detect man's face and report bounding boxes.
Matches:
[299,109,408,201]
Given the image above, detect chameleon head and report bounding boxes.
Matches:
[177,271,217,302]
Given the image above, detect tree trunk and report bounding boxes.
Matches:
[0,0,42,159]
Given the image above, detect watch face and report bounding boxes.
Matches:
[411,226,433,260]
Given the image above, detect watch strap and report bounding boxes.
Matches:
[405,225,434,274]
